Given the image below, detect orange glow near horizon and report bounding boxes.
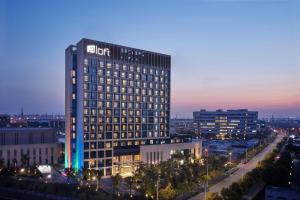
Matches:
[171,82,300,117]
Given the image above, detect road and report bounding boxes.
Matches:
[190,133,284,200]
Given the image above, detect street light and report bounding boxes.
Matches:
[156,175,160,200]
[229,152,232,164]
[204,148,208,200]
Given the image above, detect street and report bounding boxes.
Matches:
[190,133,284,200]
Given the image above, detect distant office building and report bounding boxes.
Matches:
[265,186,300,200]
[65,38,172,175]
[0,114,10,127]
[170,118,195,135]
[0,128,59,167]
[27,117,65,132]
[8,114,65,131]
[193,109,258,138]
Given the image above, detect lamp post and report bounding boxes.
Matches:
[204,148,208,200]
[229,152,232,164]
[156,174,160,200]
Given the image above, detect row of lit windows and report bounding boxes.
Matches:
[97,68,168,80]
[86,101,168,109]
[83,75,168,87]
[82,131,168,141]
[83,108,168,117]
[85,103,167,110]
[85,86,167,97]
[86,99,166,108]
[84,94,168,104]
[95,72,168,84]
[83,109,167,117]
[85,81,167,91]
[84,140,143,150]
[83,123,168,132]
[114,155,140,163]
[83,111,169,119]
[84,117,168,124]
[84,61,169,76]
[83,118,169,125]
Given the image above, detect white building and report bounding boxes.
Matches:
[140,141,201,164]
[0,128,59,167]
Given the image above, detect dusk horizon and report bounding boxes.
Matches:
[1,0,299,118]
[1,1,300,200]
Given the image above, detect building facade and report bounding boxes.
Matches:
[0,128,59,167]
[65,39,171,175]
[140,141,201,165]
[193,109,258,138]
[265,186,300,200]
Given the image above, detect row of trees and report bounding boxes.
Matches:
[206,137,289,200]
[0,175,113,200]
[121,152,229,200]
[1,165,115,200]
[0,154,30,170]
[0,156,42,178]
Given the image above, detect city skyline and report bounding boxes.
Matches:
[1,0,300,118]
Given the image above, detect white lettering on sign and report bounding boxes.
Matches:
[86,45,110,57]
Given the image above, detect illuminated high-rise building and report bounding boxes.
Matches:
[65,39,171,175]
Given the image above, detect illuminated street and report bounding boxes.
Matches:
[190,133,285,200]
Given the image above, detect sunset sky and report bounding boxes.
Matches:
[0,0,299,118]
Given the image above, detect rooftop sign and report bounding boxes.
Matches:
[86,44,110,57]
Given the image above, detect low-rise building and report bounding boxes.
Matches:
[265,186,300,200]
[0,128,59,167]
[140,141,201,165]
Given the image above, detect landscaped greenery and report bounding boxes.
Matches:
[0,132,276,200]
[206,137,289,200]
[0,176,113,200]
[0,165,112,200]
[130,152,229,200]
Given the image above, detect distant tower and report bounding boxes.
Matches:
[21,106,24,118]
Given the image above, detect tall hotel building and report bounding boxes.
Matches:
[193,109,258,138]
[65,39,172,176]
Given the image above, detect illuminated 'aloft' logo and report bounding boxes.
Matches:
[86,45,110,56]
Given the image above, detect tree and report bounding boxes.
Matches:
[206,192,223,200]
[136,164,159,196]
[221,187,240,200]
[242,172,256,188]
[158,183,176,200]
[228,182,243,198]
[125,176,134,197]
[111,173,122,194]
[21,154,29,168]
[12,158,17,169]
[81,167,88,181]
[0,158,5,170]
[96,169,103,191]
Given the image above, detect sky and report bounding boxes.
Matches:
[0,0,299,118]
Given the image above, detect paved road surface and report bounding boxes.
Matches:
[190,134,284,200]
